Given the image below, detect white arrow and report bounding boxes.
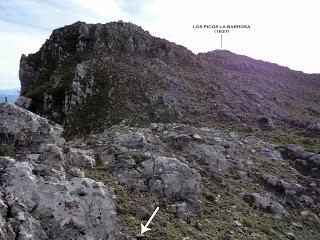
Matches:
[140,207,160,235]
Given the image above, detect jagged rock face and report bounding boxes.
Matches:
[0,103,117,240]
[19,21,320,137]
[19,21,199,136]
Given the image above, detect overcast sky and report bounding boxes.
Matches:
[0,0,319,90]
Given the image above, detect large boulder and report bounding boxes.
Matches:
[66,147,96,168]
[0,103,67,180]
[185,143,230,172]
[0,103,65,150]
[244,193,289,219]
[281,145,319,176]
[0,104,118,239]
[15,96,32,110]
[142,156,201,202]
[1,157,117,240]
[113,155,201,204]
[282,145,315,160]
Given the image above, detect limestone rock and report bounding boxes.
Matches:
[66,147,96,168]
[0,104,117,239]
[0,103,65,149]
[245,193,289,218]
[142,156,201,202]
[2,161,117,240]
[15,96,32,110]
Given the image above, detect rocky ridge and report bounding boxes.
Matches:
[17,21,320,137]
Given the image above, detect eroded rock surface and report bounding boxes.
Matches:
[0,103,117,240]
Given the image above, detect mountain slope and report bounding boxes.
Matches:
[18,21,320,137]
[1,103,319,239]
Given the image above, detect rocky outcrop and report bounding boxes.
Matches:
[0,103,117,239]
[281,144,320,176]
[19,54,38,95]
[244,193,289,219]
[15,96,32,109]
[84,123,292,212]
[18,21,320,137]
[2,158,116,240]
[115,155,201,203]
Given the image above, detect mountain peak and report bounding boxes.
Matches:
[18,21,320,137]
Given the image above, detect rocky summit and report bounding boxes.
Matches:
[17,21,320,137]
[0,21,319,239]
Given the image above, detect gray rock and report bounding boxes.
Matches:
[0,197,15,240]
[282,145,319,175]
[286,232,295,240]
[114,131,148,150]
[281,181,303,196]
[168,133,192,149]
[264,175,279,187]
[246,193,289,218]
[98,148,116,165]
[38,143,66,178]
[0,103,65,149]
[260,148,283,161]
[299,195,315,207]
[115,232,129,240]
[269,201,289,218]
[68,167,85,178]
[264,175,303,196]
[15,96,32,110]
[186,144,230,172]
[309,154,320,166]
[282,145,315,160]
[0,101,118,239]
[2,161,117,240]
[142,156,201,202]
[301,210,320,226]
[112,154,201,204]
[167,202,187,219]
[66,147,96,168]
[257,117,274,131]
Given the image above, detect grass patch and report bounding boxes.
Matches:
[0,145,16,158]
[243,216,258,228]
[235,126,320,153]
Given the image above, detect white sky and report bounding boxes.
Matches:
[0,0,319,89]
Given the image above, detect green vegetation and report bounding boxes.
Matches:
[80,122,320,239]
[83,162,320,240]
[126,216,140,233]
[243,215,258,228]
[236,126,320,153]
[0,145,16,158]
